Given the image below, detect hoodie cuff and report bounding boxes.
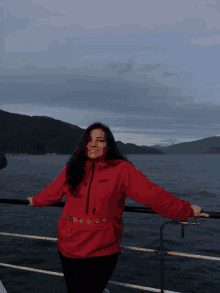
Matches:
[189,206,195,218]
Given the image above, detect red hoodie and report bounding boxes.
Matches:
[32,159,194,259]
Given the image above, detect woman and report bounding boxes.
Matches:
[28,122,209,293]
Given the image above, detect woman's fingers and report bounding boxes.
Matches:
[191,205,209,217]
[28,197,33,206]
[191,205,200,216]
[200,213,209,217]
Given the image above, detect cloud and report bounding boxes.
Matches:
[206,83,220,89]
[161,72,180,78]
[2,1,220,44]
[103,60,134,77]
[0,72,219,125]
[0,7,30,67]
[25,0,220,33]
[136,63,162,74]
[0,8,30,36]
[186,34,220,46]
[205,2,220,14]
[159,55,173,60]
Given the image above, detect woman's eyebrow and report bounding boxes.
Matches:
[88,137,105,139]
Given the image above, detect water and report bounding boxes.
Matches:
[0,154,220,293]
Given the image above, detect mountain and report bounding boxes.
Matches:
[116,141,165,154]
[0,109,84,155]
[0,109,163,155]
[2,109,218,155]
[142,144,170,150]
[152,137,220,154]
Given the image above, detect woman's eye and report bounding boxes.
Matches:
[88,139,104,142]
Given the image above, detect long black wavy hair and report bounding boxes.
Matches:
[65,122,134,197]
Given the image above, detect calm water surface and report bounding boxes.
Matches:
[0,154,220,293]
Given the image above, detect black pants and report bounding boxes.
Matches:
[58,249,120,293]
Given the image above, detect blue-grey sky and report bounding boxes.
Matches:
[0,0,220,146]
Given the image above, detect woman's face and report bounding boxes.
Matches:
[86,128,107,161]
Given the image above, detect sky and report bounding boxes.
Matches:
[0,0,220,147]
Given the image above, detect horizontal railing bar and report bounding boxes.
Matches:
[1,232,220,261]
[0,198,220,218]
[0,262,179,293]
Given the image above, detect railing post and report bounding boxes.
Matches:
[158,219,200,293]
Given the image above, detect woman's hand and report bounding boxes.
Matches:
[28,197,34,206]
[191,205,209,217]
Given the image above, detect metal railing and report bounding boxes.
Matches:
[1,198,220,293]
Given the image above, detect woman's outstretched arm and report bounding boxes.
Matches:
[122,162,209,221]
